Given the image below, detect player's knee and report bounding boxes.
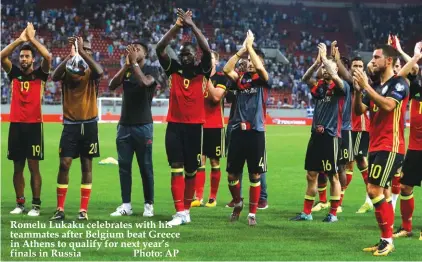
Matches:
[400,184,413,195]
[306,171,318,182]
[228,173,239,181]
[210,158,220,168]
[249,173,260,181]
[170,162,183,169]
[185,170,196,178]
[59,159,72,173]
[366,184,383,198]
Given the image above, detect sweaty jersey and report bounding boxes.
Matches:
[363,76,409,154]
[341,80,352,130]
[408,80,422,150]
[7,65,48,123]
[310,79,348,137]
[162,59,211,124]
[203,72,227,129]
[230,72,271,132]
[60,68,100,123]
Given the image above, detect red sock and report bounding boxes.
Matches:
[330,199,340,216]
[171,173,184,212]
[16,197,25,205]
[400,193,414,232]
[392,174,401,195]
[303,195,315,215]
[374,198,393,238]
[184,174,196,210]
[249,181,261,214]
[80,184,92,212]
[195,168,206,200]
[209,168,221,199]
[339,187,346,207]
[346,171,353,187]
[57,184,68,211]
[361,168,368,185]
[228,179,241,203]
[318,173,328,203]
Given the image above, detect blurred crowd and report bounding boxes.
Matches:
[1,0,421,109]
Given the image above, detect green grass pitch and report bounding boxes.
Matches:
[1,123,421,261]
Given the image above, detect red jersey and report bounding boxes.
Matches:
[408,92,422,150]
[363,76,409,154]
[163,59,211,124]
[8,65,48,123]
[352,93,370,132]
[203,72,227,129]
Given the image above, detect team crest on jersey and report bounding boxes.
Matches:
[381,85,388,95]
[395,83,405,92]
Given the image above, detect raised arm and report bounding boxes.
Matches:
[331,41,353,83]
[207,79,226,103]
[246,30,268,81]
[352,87,368,116]
[72,37,103,78]
[398,41,422,78]
[0,29,27,73]
[51,55,71,81]
[126,45,154,88]
[302,51,322,88]
[177,9,212,72]
[353,69,396,112]
[393,36,419,75]
[156,14,184,69]
[223,45,246,81]
[319,43,344,91]
[26,22,52,73]
[109,56,130,91]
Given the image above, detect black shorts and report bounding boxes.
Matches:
[59,122,100,159]
[226,128,267,174]
[368,151,404,188]
[338,130,354,164]
[352,131,369,158]
[401,149,422,187]
[8,123,44,161]
[165,122,202,173]
[203,128,225,159]
[305,132,339,175]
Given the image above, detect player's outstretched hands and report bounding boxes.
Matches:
[245,30,255,48]
[19,28,28,42]
[177,8,194,27]
[70,44,76,57]
[126,45,138,64]
[393,35,403,52]
[317,43,327,59]
[414,41,422,59]
[26,22,36,41]
[68,36,84,52]
[353,69,368,91]
[330,40,340,61]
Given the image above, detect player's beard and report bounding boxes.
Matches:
[20,62,32,72]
